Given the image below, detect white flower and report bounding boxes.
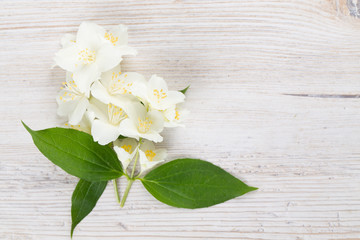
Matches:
[113,138,138,171]
[133,75,185,111]
[91,64,146,106]
[88,99,131,145]
[64,110,95,134]
[54,22,137,95]
[163,104,189,128]
[56,72,89,125]
[138,140,166,173]
[119,102,164,142]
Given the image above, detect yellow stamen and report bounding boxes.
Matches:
[175,110,180,120]
[138,117,152,133]
[145,150,156,161]
[121,145,132,153]
[104,32,118,46]
[153,89,167,103]
[78,48,96,65]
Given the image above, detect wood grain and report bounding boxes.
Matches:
[1,0,360,239]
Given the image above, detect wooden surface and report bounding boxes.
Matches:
[1,0,360,239]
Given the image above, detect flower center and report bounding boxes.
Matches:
[153,89,167,103]
[105,32,118,46]
[78,48,96,65]
[109,72,133,95]
[138,117,152,133]
[59,78,82,102]
[121,144,132,153]
[108,103,127,125]
[145,150,156,161]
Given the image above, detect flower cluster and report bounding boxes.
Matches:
[55,22,188,174]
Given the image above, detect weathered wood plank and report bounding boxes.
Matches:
[1,0,360,239]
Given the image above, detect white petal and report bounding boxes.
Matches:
[140,140,155,152]
[100,64,122,87]
[75,110,94,134]
[54,45,81,72]
[154,148,167,162]
[91,119,120,145]
[148,75,168,91]
[108,24,128,46]
[125,101,147,120]
[76,22,105,50]
[139,150,163,173]
[166,91,185,106]
[109,95,134,109]
[96,44,123,72]
[131,80,148,102]
[68,97,89,125]
[114,138,139,154]
[148,110,164,133]
[113,146,132,170]
[73,64,100,95]
[163,106,176,121]
[118,119,140,140]
[90,80,111,104]
[140,131,163,143]
[57,99,77,117]
[123,72,146,88]
[60,33,76,47]
[87,98,108,121]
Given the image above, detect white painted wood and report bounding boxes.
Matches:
[1,0,360,239]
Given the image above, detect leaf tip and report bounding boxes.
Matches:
[70,224,75,238]
[247,186,258,192]
[180,85,190,94]
[21,121,33,134]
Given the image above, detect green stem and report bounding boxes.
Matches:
[120,179,133,207]
[130,148,140,178]
[113,179,120,204]
[120,139,142,207]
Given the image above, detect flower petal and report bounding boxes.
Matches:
[108,24,128,46]
[139,149,163,173]
[95,44,123,72]
[113,146,132,170]
[140,131,163,143]
[166,91,185,106]
[76,22,105,50]
[148,75,168,91]
[90,80,111,104]
[114,138,139,155]
[154,148,167,162]
[91,119,120,145]
[140,140,155,151]
[54,45,81,72]
[148,110,164,133]
[100,64,122,88]
[118,118,140,140]
[68,97,89,125]
[87,98,108,121]
[60,33,76,47]
[73,63,100,95]
[57,98,78,117]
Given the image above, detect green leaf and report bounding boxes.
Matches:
[71,179,107,237]
[141,158,257,209]
[22,122,123,181]
[179,85,190,94]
